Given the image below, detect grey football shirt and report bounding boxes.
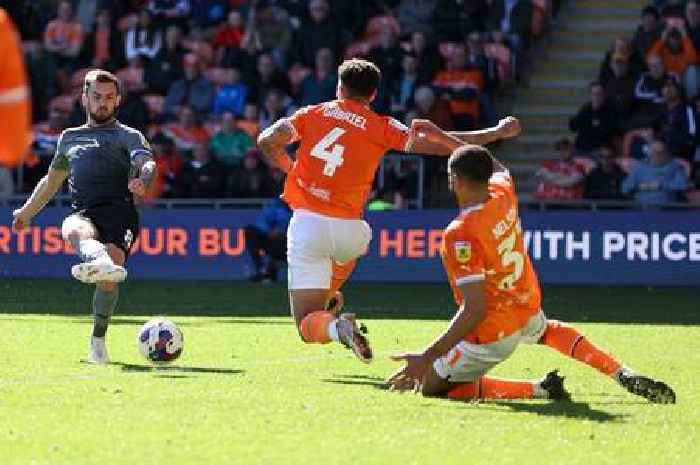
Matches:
[50,119,153,211]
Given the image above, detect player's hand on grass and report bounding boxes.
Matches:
[128,178,147,197]
[497,116,521,139]
[11,208,32,232]
[386,352,432,392]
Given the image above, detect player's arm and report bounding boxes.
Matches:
[12,167,68,231]
[126,131,156,196]
[449,116,521,145]
[257,118,295,174]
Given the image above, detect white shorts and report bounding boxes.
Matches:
[287,209,372,290]
[433,310,548,383]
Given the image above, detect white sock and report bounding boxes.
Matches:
[614,366,635,384]
[327,319,339,342]
[532,382,548,399]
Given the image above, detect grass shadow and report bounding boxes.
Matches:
[490,400,629,423]
[322,374,388,389]
[153,374,193,379]
[111,362,244,375]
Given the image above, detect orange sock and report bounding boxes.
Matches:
[448,377,535,400]
[330,260,357,296]
[541,320,621,376]
[299,311,336,344]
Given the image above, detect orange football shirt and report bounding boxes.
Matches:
[0,8,32,167]
[283,98,410,219]
[441,171,541,344]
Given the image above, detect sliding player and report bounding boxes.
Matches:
[387,121,676,404]
[12,70,155,364]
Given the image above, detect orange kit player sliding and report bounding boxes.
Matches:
[257,58,519,362]
[386,120,676,404]
[0,8,32,167]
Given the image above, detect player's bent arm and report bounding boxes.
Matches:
[421,281,487,362]
[449,116,522,146]
[18,168,68,218]
[257,119,295,174]
[131,151,157,188]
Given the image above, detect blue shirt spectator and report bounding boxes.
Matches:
[299,48,337,106]
[164,53,216,119]
[255,198,292,235]
[622,139,690,204]
[213,68,248,116]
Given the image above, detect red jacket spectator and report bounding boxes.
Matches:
[647,27,699,76]
[214,10,245,49]
[535,139,586,200]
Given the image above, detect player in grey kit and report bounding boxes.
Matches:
[12,70,156,364]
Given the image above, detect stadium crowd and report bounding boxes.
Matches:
[1,0,550,206]
[536,0,700,205]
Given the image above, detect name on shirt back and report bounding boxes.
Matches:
[323,105,367,130]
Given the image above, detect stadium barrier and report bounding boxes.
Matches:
[1,207,698,286]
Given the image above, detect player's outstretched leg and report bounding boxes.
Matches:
[324,260,357,315]
[292,289,372,363]
[539,320,675,404]
[446,371,570,401]
[62,215,126,284]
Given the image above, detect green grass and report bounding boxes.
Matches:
[0,280,698,465]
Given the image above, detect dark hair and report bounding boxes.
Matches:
[338,59,381,100]
[84,69,121,95]
[641,6,659,19]
[554,137,572,150]
[448,145,494,184]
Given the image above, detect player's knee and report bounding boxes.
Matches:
[97,281,118,292]
[105,244,125,265]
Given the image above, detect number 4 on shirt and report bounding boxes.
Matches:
[311,127,346,176]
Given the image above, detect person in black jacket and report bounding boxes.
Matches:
[176,143,227,198]
[80,9,125,72]
[584,147,626,200]
[569,81,620,154]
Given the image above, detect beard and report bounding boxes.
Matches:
[88,105,116,124]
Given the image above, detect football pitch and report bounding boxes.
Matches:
[1,279,698,465]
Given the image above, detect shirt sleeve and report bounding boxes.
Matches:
[442,228,486,286]
[286,105,312,142]
[124,128,153,161]
[383,117,410,152]
[49,132,69,171]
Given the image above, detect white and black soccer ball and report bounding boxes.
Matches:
[137,318,184,363]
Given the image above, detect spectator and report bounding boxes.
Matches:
[369,28,404,113]
[485,0,534,50]
[163,105,210,155]
[249,52,292,106]
[0,166,13,197]
[291,0,342,68]
[433,44,484,130]
[534,138,586,200]
[661,0,685,19]
[467,31,500,95]
[390,53,420,119]
[569,81,619,154]
[632,54,670,126]
[239,103,261,140]
[118,87,150,134]
[125,10,162,62]
[176,142,226,197]
[409,85,455,131]
[189,0,229,29]
[146,25,186,95]
[584,147,626,200]
[227,149,274,198]
[632,6,662,59]
[655,77,696,161]
[259,89,294,130]
[686,1,700,51]
[409,31,443,86]
[240,2,292,64]
[209,111,254,168]
[434,0,488,42]
[43,1,84,75]
[244,197,291,282]
[81,9,125,72]
[148,132,184,200]
[647,25,700,98]
[213,9,245,63]
[622,139,690,204]
[24,106,67,190]
[396,0,438,37]
[148,0,191,25]
[164,53,216,119]
[602,54,637,120]
[599,37,644,84]
[299,48,338,106]
[213,68,248,116]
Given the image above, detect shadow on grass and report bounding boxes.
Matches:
[153,374,193,379]
[110,362,244,375]
[322,374,388,389]
[489,400,628,423]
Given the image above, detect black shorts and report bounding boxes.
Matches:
[75,204,140,257]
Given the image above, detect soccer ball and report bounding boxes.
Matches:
[137,318,184,363]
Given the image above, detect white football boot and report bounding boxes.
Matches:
[86,336,110,364]
[336,313,373,363]
[71,257,127,284]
